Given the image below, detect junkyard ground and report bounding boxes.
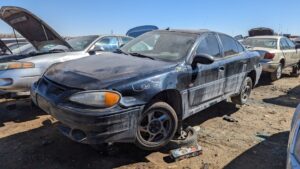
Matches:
[0,69,299,169]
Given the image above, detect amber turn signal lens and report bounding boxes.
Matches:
[22,62,35,68]
[8,62,22,69]
[104,92,121,107]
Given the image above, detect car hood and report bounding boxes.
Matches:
[0,39,12,55]
[45,53,177,90]
[0,6,72,50]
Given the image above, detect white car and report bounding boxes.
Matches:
[243,36,300,81]
[287,105,300,169]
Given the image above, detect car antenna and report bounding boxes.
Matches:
[12,28,20,55]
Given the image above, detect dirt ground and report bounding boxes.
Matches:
[0,70,299,169]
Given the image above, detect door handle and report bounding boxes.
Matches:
[219,66,225,71]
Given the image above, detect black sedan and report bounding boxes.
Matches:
[31,29,262,150]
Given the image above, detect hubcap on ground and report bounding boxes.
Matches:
[138,110,172,143]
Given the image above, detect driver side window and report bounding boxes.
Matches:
[92,36,119,52]
[196,34,222,58]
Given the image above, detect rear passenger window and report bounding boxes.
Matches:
[196,34,222,58]
[285,38,296,49]
[219,34,239,56]
[280,39,289,50]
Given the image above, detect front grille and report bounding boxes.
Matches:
[38,77,79,100]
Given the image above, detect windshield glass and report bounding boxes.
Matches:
[121,31,197,61]
[243,38,278,49]
[67,35,99,51]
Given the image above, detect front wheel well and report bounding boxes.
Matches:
[247,70,256,88]
[280,59,285,67]
[146,89,183,121]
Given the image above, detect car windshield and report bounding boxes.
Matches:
[67,35,99,51]
[243,38,278,49]
[121,31,197,61]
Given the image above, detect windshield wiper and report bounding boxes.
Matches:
[129,52,155,60]
[114,48,128,55]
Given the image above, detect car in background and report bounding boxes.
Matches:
[126,25,158,38]
[248,27,275,37]
[243,36,300,81]
[287,104,300,169]
[0,6,134,97]
[32,29,262,150]
[7,41,29,51]
[293,38,300,46]
[0,39,12,55]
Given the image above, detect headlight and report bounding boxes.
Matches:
[69,91,121,108]
[0,62,35,71]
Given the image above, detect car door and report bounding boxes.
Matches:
[188,33,224,107]
[90,36,120,54]
[218,34,248,95]
[280,38,295,66]
[285,38,300,64]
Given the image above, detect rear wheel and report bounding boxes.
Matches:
[231,77,253,105]
[135,102,178,151]
[270,64,282,81]
[291,64,300,77]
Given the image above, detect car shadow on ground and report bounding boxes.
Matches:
[0,98,46,127]
[263,85,300,108]
[256,71,294,87]
[184,101,239,127]
[0,100,241,169]
[223,131,289,169]
[0,121,152,169]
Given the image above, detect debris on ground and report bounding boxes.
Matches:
[222,115,238,123]
[170,144,202,161]
[255,131,272,141]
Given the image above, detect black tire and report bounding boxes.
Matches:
[135,102,178,151]
[291,64,300,77]
[231,76,253,105]
[167,126,198,149]
[270,64,282,81]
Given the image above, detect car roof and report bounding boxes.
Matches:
[154,29,212,35]
[247,35,282,39]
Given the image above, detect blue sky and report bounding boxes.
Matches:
[0,0,299,37]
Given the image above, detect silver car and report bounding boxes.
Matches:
[0,6,133,96]
[287,104,300,169]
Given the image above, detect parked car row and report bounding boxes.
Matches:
[0,6,299,158]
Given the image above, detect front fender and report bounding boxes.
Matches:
[115,67,189,108]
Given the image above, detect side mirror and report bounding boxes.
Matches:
[88,46,105,55]
[192,54,214,67]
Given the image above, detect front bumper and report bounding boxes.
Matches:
[31,81,143,144]
[0,68,41,92]
[260,60,280,73]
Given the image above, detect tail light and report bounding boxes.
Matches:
[264,52,275,59]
